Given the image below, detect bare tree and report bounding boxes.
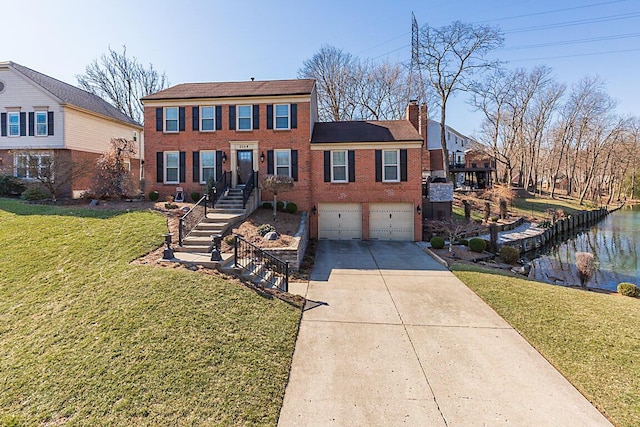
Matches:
[418,21,503,181]
[425,218,483,253]
[261,175,294,220]
[90,138,137,199]
[77,46,169,124]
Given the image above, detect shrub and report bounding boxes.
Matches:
[262,202,273,209]
[257,223,276,237]
[149,191,159,201]
[469,238,487,253]
[164,203,178,209]
[276,201,285,211]
[430,236,445,249]
[458,239,469,246]
[191,192,201,202]
[575,252,595,287]
[285,202,298,214]
[500,246,520,264]
[0,175,25,196]
[617,282,639,297]
[224,235,235,246]
[490,216,499,222]
[20,187,48,201]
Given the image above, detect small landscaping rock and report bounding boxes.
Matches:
[263,231,279,241]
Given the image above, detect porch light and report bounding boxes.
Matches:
[260,151,265,163]
[311,205,317,215]
[222,152,227,163]
[416,205,421,215]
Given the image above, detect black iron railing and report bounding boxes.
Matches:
[209,171,231,208]
[242,170,257,209]
[234,235,288,292]
[179,195,207,246]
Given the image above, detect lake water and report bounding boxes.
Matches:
[528,204,640,291]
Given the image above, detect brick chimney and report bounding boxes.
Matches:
[419,104,430,173]
[406,100,419,131]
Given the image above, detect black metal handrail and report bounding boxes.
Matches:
[178,195,207,246]
[242,170,257,209]
[209,171,231,208]
[234,235,288,292]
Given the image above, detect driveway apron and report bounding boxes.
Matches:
[278,240,612,426]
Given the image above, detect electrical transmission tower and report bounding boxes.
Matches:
[408,12,427,105]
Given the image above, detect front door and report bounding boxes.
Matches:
[236,150,253,185]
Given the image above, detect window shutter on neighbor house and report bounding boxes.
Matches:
[323,151,331,182]
[400,149,408,181]
[192,151,200,182]
[266,104,273,129]
[229,106,236,130]
[348,150,355,182]
[28,112,34,136]
[156,152,163,182]
[192,107,199,131]
[292,150,298,181]
[19,112,26,136]
[267,150,274,174]
[179,151,186,182]
[215,106,222,130]
[156,108,162,131]
[178,107,185,132]
[375,150,382,182]
[253,105,259,130]
[0,113,6,136]
[216,151,223,180]
[47,111,54,135]
[291,103,297,129]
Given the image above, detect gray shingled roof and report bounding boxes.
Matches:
[142,79,315,101]
[7,62,140,127]
[311,120,422,144]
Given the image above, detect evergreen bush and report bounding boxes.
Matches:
[430,236,445,249]
[191,192,201,202]
[617,282,639,297]
[469,238,487,253]
[148,191,159,201]
[285,202,298,214]
[20,187,48,201]
[500,246,520,264]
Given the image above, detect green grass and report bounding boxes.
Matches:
[0,198,301,426]
[451,204,485,222]
[452,263,640,427]
[511,196,598,220]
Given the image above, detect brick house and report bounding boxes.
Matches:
[0,61,143,198]
[142,79,426,241]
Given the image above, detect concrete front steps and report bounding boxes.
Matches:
[224,258,286,291]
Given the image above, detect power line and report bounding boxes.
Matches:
[505,12,640,34]
[356,32,411,55]
[508,47,640,62]
[501,32,640,50]
[475,0,628,23]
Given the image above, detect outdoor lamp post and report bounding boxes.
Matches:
[162,233,174,259]
[210,233,222,261]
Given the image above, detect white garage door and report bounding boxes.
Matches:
[369,203,414,241]
[318,203,362,239]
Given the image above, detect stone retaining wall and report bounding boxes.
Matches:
[263,212,309,271]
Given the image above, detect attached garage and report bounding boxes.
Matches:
[318,203,362,239]
[369,203,414,241]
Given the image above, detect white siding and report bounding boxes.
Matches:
[0,66,64,150]
[64,107,141,157]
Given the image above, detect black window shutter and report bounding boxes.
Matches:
[0,113,6,136]
[348,150,356,182]
[253,105,259,130]
[229,106,236,130]
[375,150,382,182]
[291,104,297,129]
[178,107,185,132]
[192,107,199,131]
[216,151,223,180]
[156,152,163,183]
[266,104,273,129]
[156,108,162,131]
[47,111,54,135]
[192,151,200,182]
[28,112,34,136]
[267,150,274,174]
[400,149,408,182]
[215,106,222,130]
[179,151,186,182]
[19,112,26,136]
[291,150,298,181]
[323,151,331,182]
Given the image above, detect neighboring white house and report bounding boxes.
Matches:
[0,61,143,198]
[426,119,473,185]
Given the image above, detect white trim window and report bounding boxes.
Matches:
[164,151,179,184]
[164,107,178,132]
[200,150,216,184]
[14,153,52,179]
[200,106,215,132]
[274,104,290,130]
[331,150,347,183]
[35,111,48,136]
[275,149,291,177]
[123,159,131,172]
[8,112,19,137]
[382,149,400,182]
[237,105,252,130]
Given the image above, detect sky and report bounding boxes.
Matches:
[2,0,639,137]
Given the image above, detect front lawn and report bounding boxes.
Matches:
[0,198,301,426]
[452,263,640,427]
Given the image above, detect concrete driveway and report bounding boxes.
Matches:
[278,240,612,426]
